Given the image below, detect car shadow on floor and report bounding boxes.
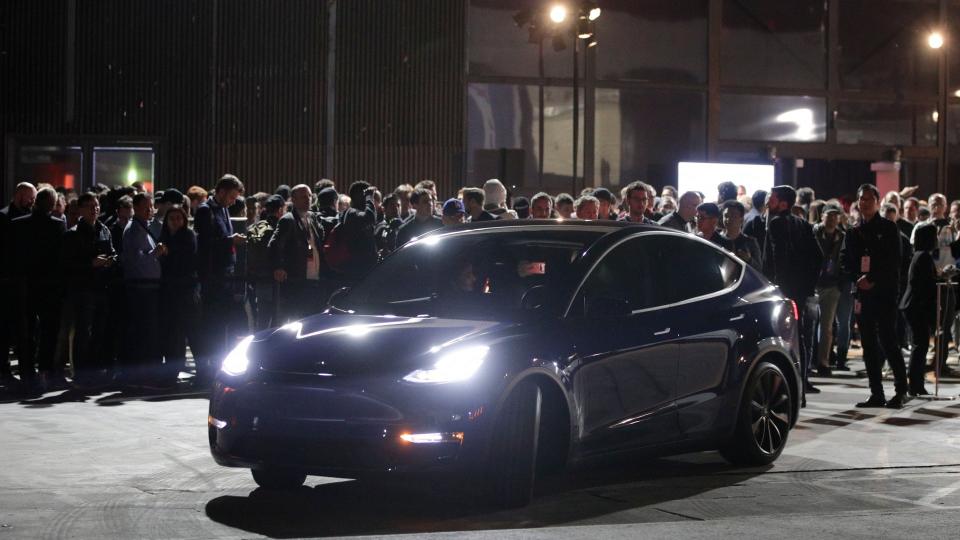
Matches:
[205,455,769,537]
[0,378,210,407]
[93,387,210,406]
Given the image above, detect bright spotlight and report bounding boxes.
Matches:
[928,31,944,49]
[955,89,960,98]
[588,7,601,20]
[932,110,940,123]
[549,5,567,24]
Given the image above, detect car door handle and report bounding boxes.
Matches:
[653,327,671,336]
[729,314,745,322]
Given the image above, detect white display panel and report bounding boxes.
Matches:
[677,162,775,200]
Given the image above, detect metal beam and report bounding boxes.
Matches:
[325,0,337,180]
[707,0,722,160]
[938,0,949,194]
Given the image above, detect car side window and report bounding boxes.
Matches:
[572,234,742,317]
[653,236,741,304]
[577,237,656,313]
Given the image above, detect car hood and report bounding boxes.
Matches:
[252,313,509,377]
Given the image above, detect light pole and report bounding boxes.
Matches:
[514,3,600,193]
[930,27,948,194]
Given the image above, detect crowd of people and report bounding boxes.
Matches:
[0,174,956,407]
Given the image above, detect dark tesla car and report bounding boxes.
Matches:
[209,221,801,507]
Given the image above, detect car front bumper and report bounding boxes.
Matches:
[208,376,492,477]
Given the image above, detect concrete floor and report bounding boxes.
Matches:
[2,359,960,539]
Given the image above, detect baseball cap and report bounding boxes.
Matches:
[442,198,465,217]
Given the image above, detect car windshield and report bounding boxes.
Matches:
[337,228,602,320]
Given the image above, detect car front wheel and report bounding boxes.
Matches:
[251,468,307,490]
[721,361,793,466]
[482,379,542,508]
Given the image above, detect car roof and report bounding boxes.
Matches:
[444,218,660,234]
[410,219,666,250]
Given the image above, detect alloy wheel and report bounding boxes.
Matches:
[749,369,791,455]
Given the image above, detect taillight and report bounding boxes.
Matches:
[776,299,799,345]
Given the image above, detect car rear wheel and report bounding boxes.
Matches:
[721,361,792,466]
[251,468,307,490]
[482,379,542,508]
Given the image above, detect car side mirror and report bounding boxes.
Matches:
[327,286,351,308]
[583,296,631,319]
[520,284,551,311]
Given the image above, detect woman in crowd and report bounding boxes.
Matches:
[158,205,200,388]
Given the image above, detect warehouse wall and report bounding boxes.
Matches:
[1,0,466,199]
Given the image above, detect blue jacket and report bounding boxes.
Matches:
[195,198,235,279]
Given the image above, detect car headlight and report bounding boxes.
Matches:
[403,345,489,384]
[221,335,254,376]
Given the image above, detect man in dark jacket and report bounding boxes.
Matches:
[762,185,824,397]
[900,223,937,396]
[375,193,403,257]
[743,189,769,248]
[841,183,909,409]
[314,187,340,236]
[61,192,116,387]
[0,182,37,388]
[463,188,496,222]
[695,202,733,250]
[11,187,66,392]
[592,188,618,220]
[883,203,915,353]
[396,187,443,248]
[194,174,246,386]
[269,185,325,322]
[658,191,701,232]
[326,181,379,281]
[721,200,762,271]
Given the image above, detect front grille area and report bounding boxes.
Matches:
[239,384,404,423]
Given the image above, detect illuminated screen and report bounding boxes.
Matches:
[677,162,775,200]
[94,147,156,192]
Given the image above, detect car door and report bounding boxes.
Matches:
[649,235,746,439]
[563,234,681,455]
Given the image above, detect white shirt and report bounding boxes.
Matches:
[302,214,320,280]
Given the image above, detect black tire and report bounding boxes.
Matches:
[251,468,307,490]
[721,361,793,466]
[483,379,542,508]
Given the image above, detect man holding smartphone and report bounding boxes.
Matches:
[195,174,246,387]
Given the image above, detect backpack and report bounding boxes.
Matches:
[245,220,275,279]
